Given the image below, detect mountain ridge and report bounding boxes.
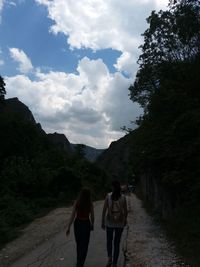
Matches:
[4,97,105,161]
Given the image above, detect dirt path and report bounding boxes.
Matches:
[0,205,72,267]
[0,201,126,267]
[0,194,190,267]
[125,194,190,267]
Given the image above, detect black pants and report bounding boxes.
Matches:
[106,226,123,265]
[74,218,91,267]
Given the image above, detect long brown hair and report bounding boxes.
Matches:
[111,180,121,200]
[76,187,92,212]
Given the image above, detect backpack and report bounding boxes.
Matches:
[107,193,125,224]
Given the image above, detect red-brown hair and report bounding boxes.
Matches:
[76,187,92,212]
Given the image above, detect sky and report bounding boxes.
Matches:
[0,0,168,149]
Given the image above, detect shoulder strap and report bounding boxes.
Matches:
[121,194,126,204]
[107,192,112,206]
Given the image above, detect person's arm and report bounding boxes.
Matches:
[90,202,94,230]
[101,195,108,230]
[124,196,128,226]
[66,201,76,236]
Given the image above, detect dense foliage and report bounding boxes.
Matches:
[0,76,6,102]
[0,87,108,246]
[129,1,200,264]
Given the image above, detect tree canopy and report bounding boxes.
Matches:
[0,76,6,102]
[129,1,200,264]
[129,0,200,111]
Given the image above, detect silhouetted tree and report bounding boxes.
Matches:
[0,76,6,102]
[128,2,200,263]
[129,1,200,112]
[128,0,200,194]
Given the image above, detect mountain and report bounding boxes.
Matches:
[2,97,103,161]
[0,97,109,247]
[71,143,104,162]
[83,145,104,162]
[48,132,72,154]
[0,98,51,162]
[4,97,36,124]
[97,133,133,181]
[2,97,45,134]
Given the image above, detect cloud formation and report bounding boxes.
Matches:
[0,0,4,22]
[36,0,168,75]
[9,48,33,74]
[6,56,142,148]
[5,1,169,148]
[0,48,4,66]
[0,0,3,10]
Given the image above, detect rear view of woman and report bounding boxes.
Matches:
[101,180,127,267]
[66,187,94,267]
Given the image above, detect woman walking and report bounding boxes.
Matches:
[66,187,94,267]
[101,180,127,267]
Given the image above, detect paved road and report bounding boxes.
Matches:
[11,201,126,267]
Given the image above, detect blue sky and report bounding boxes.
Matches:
[0,0,168,148]
[0,0,121,75]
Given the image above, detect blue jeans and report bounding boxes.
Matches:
[74,218,91,267]
[106,227,123,265]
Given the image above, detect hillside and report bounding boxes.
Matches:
[71,143,104,162]
[4,97,37,124]
[48,132,72,154]
[0,96,109,247]
[96,133,133,182]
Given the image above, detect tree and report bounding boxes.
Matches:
[0,76,6,102]
[129,1,200,112]
[128,2,200,262]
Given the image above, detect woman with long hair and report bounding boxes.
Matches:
[101,180,127,267]
[66,187,94,267]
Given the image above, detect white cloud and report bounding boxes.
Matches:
[0,48,4,66]
[0,0,3,10]
[5,0,170,147]
[0,0,4,22]
[36,0,168,75]
[0,1,18,22]
[6,57,142,148]
[8,2,17,6]
[114,52,137,76]
[9,48,33,74]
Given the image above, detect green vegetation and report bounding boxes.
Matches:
[0,76,6,102]
[129,0,200,265]
[0,84,109,247]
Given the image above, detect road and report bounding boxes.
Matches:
[1,194,189,267]
[8,201,126,267]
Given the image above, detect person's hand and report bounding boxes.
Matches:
[101,222,105,230]
[66,227,70,236]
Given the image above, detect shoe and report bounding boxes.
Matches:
[112,265,117,267]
